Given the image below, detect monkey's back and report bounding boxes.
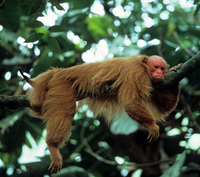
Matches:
[57,55,152,105]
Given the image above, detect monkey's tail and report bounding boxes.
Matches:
[18,67,33,86]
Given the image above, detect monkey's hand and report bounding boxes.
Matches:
[169,63,183,72]
[48,156,62,173]
[146,123,159,142]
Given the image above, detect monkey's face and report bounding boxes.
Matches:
[147,56,166,82]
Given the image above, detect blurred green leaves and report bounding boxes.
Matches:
[86,15,114,38]
[0,0,200,176]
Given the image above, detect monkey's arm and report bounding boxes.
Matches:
[151,85,180,115]
[125,99,159,141]
[151,64,181,115]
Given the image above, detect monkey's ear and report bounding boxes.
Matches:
[142,56,148,64]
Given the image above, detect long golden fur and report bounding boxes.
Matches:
[26,54,179,173]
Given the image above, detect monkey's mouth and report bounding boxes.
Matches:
[155,76,163,79]
[153,76,163,82]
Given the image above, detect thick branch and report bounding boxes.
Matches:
[156,52,200,88]
[1,53,200,109]
[0,95,30,110]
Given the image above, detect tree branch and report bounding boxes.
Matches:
[0,95,30,110]
[0,53,200,109]
[156,52,200,88]
[173,31,195,57]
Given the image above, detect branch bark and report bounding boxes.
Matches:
[0,95,30,109]
[1,52,200,109]
[156,52,200,88]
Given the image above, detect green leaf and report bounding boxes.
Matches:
[29,0,46,15]
[48,25,67,32]
[24,33,44,43]
[26,20,44,28]
[47,36,61,53]
[29,0,43,15]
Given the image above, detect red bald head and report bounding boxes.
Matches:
[147,56,167,82]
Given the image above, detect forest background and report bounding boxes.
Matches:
[0,0,200,177]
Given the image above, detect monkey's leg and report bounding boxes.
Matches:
[42,80,76,173]
[46,116,74,173]
[46,117,73,173]
[125,99,159,142]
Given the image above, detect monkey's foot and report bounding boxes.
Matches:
[169,63,183,72]
[48,160,62,173]
[147,124,159,142]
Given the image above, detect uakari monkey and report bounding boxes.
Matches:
[21,55,180,173]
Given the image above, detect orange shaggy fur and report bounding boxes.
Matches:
[26,54,179,173]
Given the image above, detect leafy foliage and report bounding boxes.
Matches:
[0,0,200,176]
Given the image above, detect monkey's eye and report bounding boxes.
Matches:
[161,67,165,71]
[154,66,159,69]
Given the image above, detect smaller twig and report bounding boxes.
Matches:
[18,67,32,85]
[80,120,117,165]
[84,148,117,165]
[0,0,5,7]
[72,123,100,154]
[173,31,195,57]
[125,158,174,168]
[180,95,200,132]
[79,120,174,168]
[158,27,165,58]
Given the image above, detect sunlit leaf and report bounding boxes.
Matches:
[160,151,186,177]
[166,22,175,37]
[55,3,65,11]
[48,25,67,32]
[0,111,23,128]
[47,36,61,53]
[86,15,114,37]
[24,33,44,43]
[26,20,44,28]
[67,9,86,17]
[110,113,139,135]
